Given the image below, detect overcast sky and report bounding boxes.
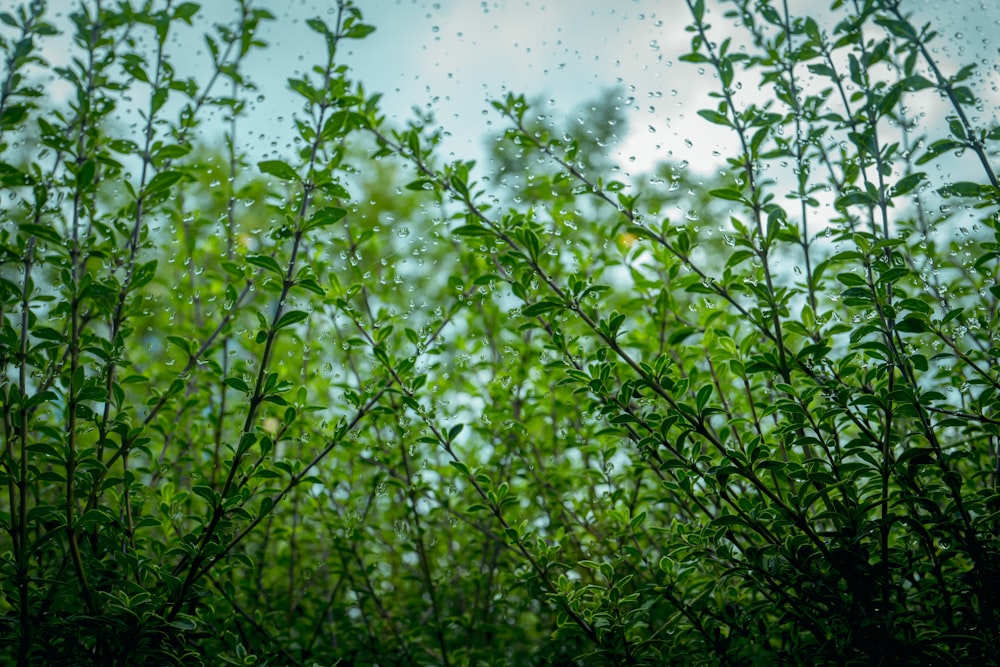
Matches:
[28,1,1000,178]
[233,0,1000,177]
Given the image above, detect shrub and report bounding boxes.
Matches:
[1,0,999,664]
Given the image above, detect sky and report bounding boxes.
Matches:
[236,0,1000,177]
[23,0,1000,179]
[246,0,767,173]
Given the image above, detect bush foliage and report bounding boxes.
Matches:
[2,0,1000,664]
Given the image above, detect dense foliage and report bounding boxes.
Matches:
[2,0,1000,664]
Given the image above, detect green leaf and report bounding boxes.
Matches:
[450,174,469,198]
[875,17,917,40]
[452,225,492,237]
[153,144,191,163]
[679,52,710,64]
[25,390,57,409]
[668,327,698,345]
[697,109,731,127]
[836,191,875,208]
[346,23,376,39]
[890,172,925,197]
[225,377,251,393]
[306,18,329,34]
[0,162,32,186]
[306,206,347,230]
[406,178,437,191]
[192,485,218,506]
[711,514,746,528]
[295,277,326,296]
[692,0,705,22]
[709,188,745,202]
[896,317,928,333]
[288,78,320,103]
[916,139,965,165]
[948,118,967,141]
[275,309,309,330]
[939,181,982,198]
[173,2,200,23]
[726,249,753,268]
[258,160,300,181]
[900,74,935,91]
[131,260,158,289]
[695,384,714,412]
[18,223,61,244]
[169,616,198,631]
[145,170,185,196]
[522,300,562,317]
[0,104,29,129]
[77,159,96,189]
[247,254,285,276]
[807,63,835,77]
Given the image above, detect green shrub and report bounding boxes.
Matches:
[1,0,999,664]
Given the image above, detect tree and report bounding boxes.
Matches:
[2,0,1000,664]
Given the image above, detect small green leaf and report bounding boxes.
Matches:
[18,223,61,244]
[900,74,934,91]
[169,616,198,631]
[77,159,96,189]
[258,160,300,181]
[406,178,437,191]
[0,104,29,129]
[916,139,965,165]
[896,317,928,333]
[692,0,705,22]
[836,191,875,208]
[306,206,347,230]
[145,170,185,196]
[709,188,745,202]
[166,335,193,354]
[153,144,191,163]
[939,181,982,198]
[346,23,376,39]
[305,18,329,34]
[697,109,731,127]
[225,377,251,393]
[131,260,158,289]
[452,225,492,237]
[192,485,218,506]
[522,300,562,318]
[806,63,835,77]
[890,172,925,197]
[275,310,309,330]
[450,174,469,198]
[173,2,200,23]
[0,162,32,186]
[246,254,285,276]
